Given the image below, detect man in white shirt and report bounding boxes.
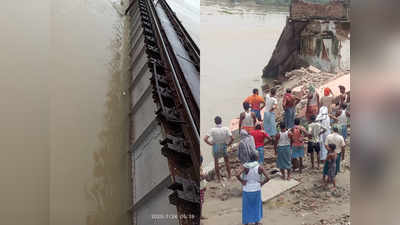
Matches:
[204,116,233,182]
[325,126,346,173]
[264,87,278,137]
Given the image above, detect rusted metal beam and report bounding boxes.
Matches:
[126,0,200,224]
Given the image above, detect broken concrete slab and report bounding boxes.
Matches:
[261,178,300,203]
[317,73,350,96]
[292,85,305,99]
[307,65,321,73]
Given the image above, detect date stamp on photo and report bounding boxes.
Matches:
[151,214,195,220]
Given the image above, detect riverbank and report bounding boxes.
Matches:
[202,66,351,225]
[200,1,288,173]
[202,139,351,225]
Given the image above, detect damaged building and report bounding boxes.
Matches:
[263,0,350,78]
[299,19,350,73]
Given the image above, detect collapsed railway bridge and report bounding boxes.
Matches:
[263,0,350,79]
[125,0,200,224]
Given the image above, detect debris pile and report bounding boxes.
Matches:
[203,142,350,225]
[290,0,348,20]
[263,66,349,121]
[288,184,350,214]
[305,214,350,225]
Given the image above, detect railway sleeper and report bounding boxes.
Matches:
[139,11,149,19]
[149,74,168,86]
[151,90,175,108]
[139,14,150,22]
[139,6,147,13]
[150,77,169,89]
[141,22,152,31]
[139,11,149,18]
[157,112,186,126]
[142,27,154,36]
[143,36,156,46]
[140,19,150,28]
[155,107,185,124]
[145,50,161,61]
[168,176,200,204]
[168,192,201,218]
[139,3,146,9]
[144,40,157,50]
[160,135,190,153]
[161,148,192,168]
[145,43,159,52]
[156,86,173,98]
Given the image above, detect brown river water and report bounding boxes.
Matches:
[200,0,289,172]
[200,0,350,172]
[0,0,131,224]
[0,0,347,223]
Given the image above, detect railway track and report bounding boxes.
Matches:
[126,0,200,224]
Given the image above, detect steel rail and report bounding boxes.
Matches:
[146,0,200,141]
[159,0,199,61]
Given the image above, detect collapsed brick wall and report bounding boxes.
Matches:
[291,1,347,19]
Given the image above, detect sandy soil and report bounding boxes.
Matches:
[201,141,351,225]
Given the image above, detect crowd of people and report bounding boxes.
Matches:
[201,85,350,225]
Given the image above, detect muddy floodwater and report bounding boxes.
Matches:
[1,0,131,224]
[200,0,289,171]
[200,0,350,172]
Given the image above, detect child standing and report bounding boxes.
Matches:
[289,118,311,173]
[274,122,292,180]
[324,144,337,189]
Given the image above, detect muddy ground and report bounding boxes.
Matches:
[201,134,351,225]
[201,67,351,225]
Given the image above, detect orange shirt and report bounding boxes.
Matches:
[244,94,265,110]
